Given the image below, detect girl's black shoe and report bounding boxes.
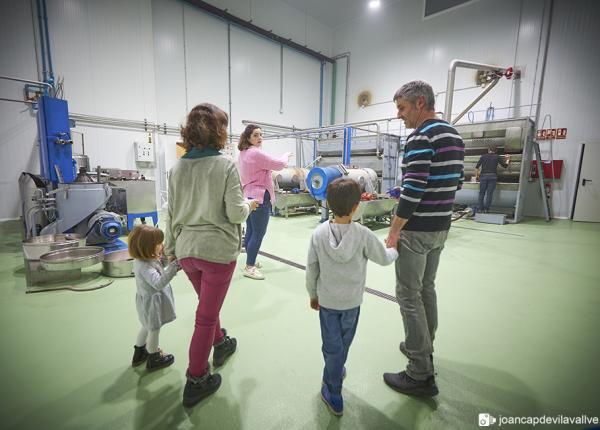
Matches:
[132,345,149,367]
[146,349,174,371]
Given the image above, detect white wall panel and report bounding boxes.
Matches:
[229,26,281,132]
[535,0,600,219]
[0,0,41,219]
[183,4,229,110]
[279,46,320,128]
[49,0,155,120]
[333,0,528,124]
[152,0,187,126]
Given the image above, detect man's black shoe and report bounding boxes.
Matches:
[383,371,439,396]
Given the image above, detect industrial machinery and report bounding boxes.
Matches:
[105,176,158,231]
[306,165,397,224]
[21,233,85,286]
[20,96,157,245]
[453,118,551,223]
[313,127,401,193]
[19,96,119,242]
[246,119,403,225]
[271,167,318,218]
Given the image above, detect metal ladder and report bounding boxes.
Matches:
[533,141,552,221]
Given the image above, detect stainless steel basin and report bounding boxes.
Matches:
[102,249,134,278]
[40,246,104,271]
[22,233,86,260]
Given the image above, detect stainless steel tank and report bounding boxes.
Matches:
[273,167,309,191]
[345,168,379,193]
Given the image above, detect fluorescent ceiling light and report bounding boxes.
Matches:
[369,0,381,8]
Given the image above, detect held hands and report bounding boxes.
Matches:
[310,298,320,311]
[248,199,260,211]
[166,255,182,271]
[385,231,400,249]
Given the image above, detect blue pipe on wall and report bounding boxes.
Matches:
[36,0,48,90]
[41,0,54,84]
[342,126,352,165]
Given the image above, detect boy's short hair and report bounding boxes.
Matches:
[128,225,164,260]
[327,178,361,217]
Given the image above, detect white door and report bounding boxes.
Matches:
[573,143,600,222]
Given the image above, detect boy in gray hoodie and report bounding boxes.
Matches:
[306,178,398,416]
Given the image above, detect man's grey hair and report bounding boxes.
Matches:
[393,80,435,110]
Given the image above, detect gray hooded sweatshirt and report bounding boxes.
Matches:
[306,220,398,311]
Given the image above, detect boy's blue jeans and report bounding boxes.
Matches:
[245,191,271,266]
[319,306,360,395]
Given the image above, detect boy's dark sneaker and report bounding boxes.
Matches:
[182,370,222,408]
[383,371,439,396]
[212,329,237,367]
[146,349,174,371]
[132,345,149,367]
[320,384,343,416]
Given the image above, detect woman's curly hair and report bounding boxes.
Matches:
[180,103,228,151]
[238,123,261,151]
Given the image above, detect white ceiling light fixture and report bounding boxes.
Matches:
[369,0,381,9]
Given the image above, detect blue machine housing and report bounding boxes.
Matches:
[37,96,75,184]
[86,212,127,252]
[306,166,343,200]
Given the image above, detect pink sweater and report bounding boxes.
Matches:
[238,147,288,203]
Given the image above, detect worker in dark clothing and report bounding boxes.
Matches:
[476,146,510,213]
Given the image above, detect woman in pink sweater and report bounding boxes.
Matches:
[238,124,291,280]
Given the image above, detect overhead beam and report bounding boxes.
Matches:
[182,0,334,63]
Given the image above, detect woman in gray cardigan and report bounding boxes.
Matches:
[164,103,258,408]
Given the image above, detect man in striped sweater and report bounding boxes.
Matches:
[383,81,464,396]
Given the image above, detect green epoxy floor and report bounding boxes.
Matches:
[0,216,599,430]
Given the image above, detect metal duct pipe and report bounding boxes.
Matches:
[333,52,351,122]
[444,59,511,122]
[69,113,180,135]
[263,120,384,140]
[452,77,500,124]
[0,75,54,91]
[0,97,37,105]
[242,120,303,131]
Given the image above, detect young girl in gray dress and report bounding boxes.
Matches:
[129,225,179,371]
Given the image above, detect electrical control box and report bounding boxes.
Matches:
[134,139,154,163]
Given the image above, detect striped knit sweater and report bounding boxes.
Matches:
[396,118,465,232]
